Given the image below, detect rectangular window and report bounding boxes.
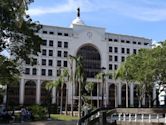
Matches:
[57,70,61,76]
[114,47,118,53]
[126,41,130,44]
[109,55,112,61]
[32,68,37,75]
[144,43,149,45]
[42,49,47,56]
[25,68,30,74]
[114,64,118,70]
[64,42,68,48]
[114,39,118,42]
[138,42,141,45]
[64,33,69,36]
[25,59,30,65]
[33,58,37,65]
[57,60,61,67]
[42,59,46,65]
[58,32,62,36]
[42,31,47,34]
[127,48,130,54]
[48,60,53,66]
[48,69,52,76]
[133,49,137,54]
[121,48,125,54]
[121,56,125,62]
[64,61,67,67]
[109,47,112,52]
[121,40,125,43]
[58,41,62,47]
[109,64,112,70]
[109,39,112,41]
[49,40,53,46]
[41,69,46,76]
[114,56,118,62]
[42,40,47,46]
[57,51,61,57]
[49,31,54,35]
[64,51,68,57]
[133,41,137,44]
[49,50,53,56]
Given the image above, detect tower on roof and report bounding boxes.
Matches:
[70,7,85,27]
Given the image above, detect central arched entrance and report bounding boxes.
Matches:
[76,44,101,107]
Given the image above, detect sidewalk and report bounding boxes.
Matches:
[0,120,77,125]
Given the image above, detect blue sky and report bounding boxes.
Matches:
[27,0,166,43]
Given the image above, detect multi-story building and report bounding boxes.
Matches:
[7,10,156,108]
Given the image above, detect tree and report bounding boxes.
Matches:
[85,81,94,107]
[0,0,42,62]
[95,73,102,108]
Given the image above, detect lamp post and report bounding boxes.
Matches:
[101,67,106,107]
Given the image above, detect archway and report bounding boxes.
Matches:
[121,84,130,107]
[24,80,36,104]
[8,83,19,105]
[108,84,115,108]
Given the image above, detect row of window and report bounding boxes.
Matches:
[109,55,125,62]
[42,40,68,48]
[109,47,137,54]
[109,64,118,70]
[107,38,149,45]
[41,59,67,67]
[42,30,69,37]
[25,68,53,76]
[41,49,68,57]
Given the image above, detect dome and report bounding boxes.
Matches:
[70,17,85,27]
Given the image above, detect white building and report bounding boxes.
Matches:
[7,9,157,108]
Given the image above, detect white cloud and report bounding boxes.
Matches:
[28,0,166,21]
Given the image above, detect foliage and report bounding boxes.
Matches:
[29,105,47,120]
[51,114,78,121]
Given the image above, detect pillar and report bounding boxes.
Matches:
[130,83,134,107]
[19,78,25,104]
[118,83,122,106]
[36,79,41,104]
[153,87,156,106]
[52,87,56,104]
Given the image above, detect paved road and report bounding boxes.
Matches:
[0,120,77,125]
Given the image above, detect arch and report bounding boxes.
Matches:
[108,84,115,108]
[76,44,101,78]
[8,83,19,105]
[24,80,36,105]
[121,84,130,107]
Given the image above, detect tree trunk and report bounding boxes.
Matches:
[78,81,81,118]
[148,95,151,108]
[60,84,63,114]
[71,82,73,116]
[97,83,100,108]
[115,85,117,108]
[126,82,129,108]
[65,89,68,115]
[91,91,93,107]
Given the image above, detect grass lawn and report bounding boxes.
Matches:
[51,114,79,121]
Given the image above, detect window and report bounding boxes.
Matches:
[57,51,61,57]
[64,42,68,48]
[121,56,125,62]
[114,47,118,53]
[64,33,68,36]
[133,49,137,54]
[109,47,112,52]
[121,40,125,43]
[64,51,68,57]
[114,56,118,62]
[126,41,130,44]
[25,59,30,65]
[42,59,46,65]
[109,39,112,41]
[64,61,67,67]
[41,69,46,76]
[133,41,137,44]
[58,41,62,47]
[48,69,52,76]
[48,60,53,66]
[109,64,112,70]
[42,31,47,34]
[42,49,47,56]
[49,50,53,56]
[57,70,60,76]
[114,65,118,70]
[32,68,37,75]
[33,58,37,65]
[127,48,130,54]
[109,55,112,61]
[121,48,125,54]
[138,42,141,45]
[114,39,118,42]
[57,60,61,67]
[58,32,62,36]
[49,40,53,46]
[144,43,149,45]
[25,68,30,74]
[42,40,47,46]
[49,31,54,35]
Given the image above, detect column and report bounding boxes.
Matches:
[115,84,118,107]
[19,78,25,104]
[105,81,109,106]
[36,79,41,104]
[118,83,122,106]
[142,96,145,106]
[130,83,134,107]
[153,87,156,106]
[52,87,56,104]
[97,83,100,108]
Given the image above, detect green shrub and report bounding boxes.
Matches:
[29,105,47,120]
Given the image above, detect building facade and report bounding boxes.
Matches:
[6,12,156,108]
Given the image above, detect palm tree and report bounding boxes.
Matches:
[85,81,95,107]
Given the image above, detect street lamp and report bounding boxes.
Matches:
[101,67,106,107]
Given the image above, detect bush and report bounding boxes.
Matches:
[29,105,47,120]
